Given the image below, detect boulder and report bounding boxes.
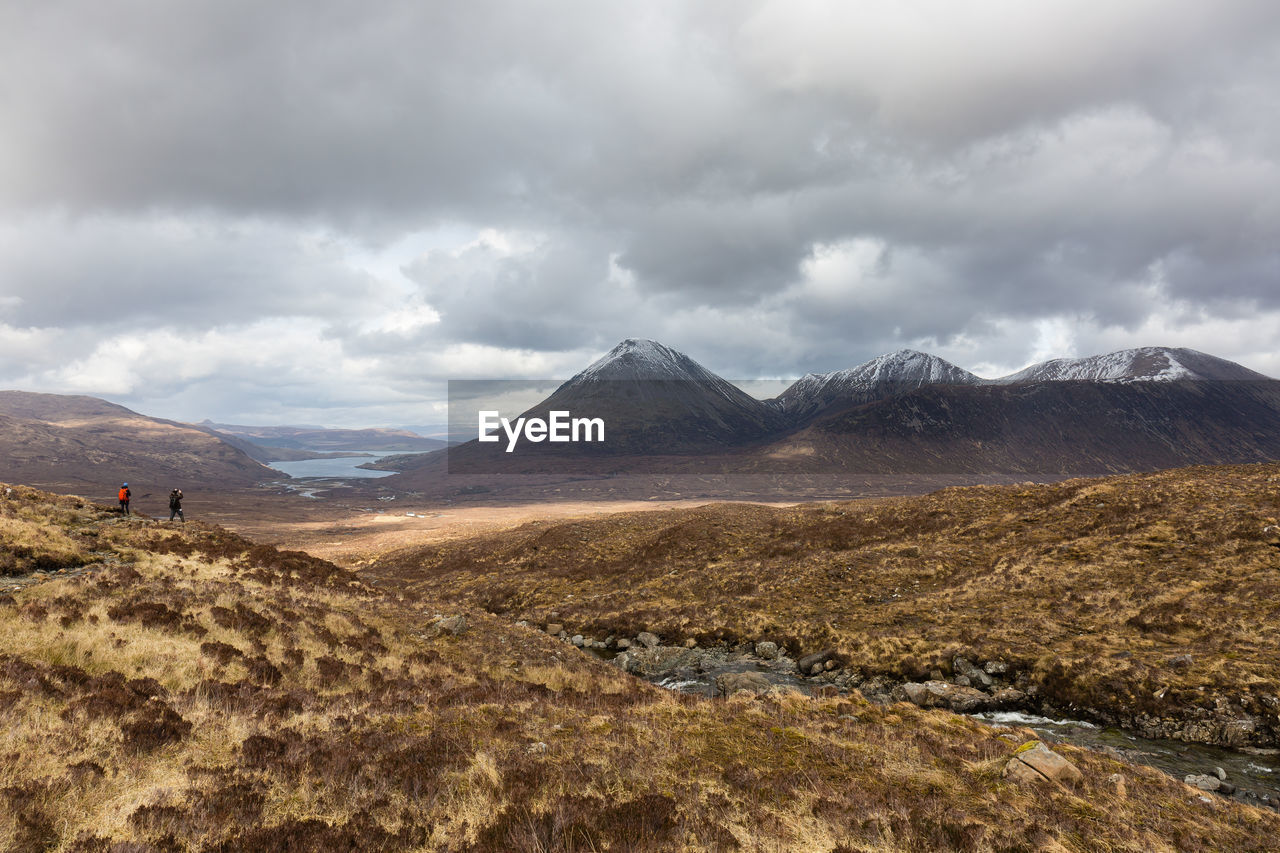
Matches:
[953,656,994,688]
[571,635,585,647]
[636,631,661,650]
[1221,718,1257,747]
[797,649,836,676]
[432,614,468,636]
[545,622,563,636]
[615,638,631,650]
[754,641,779,660]
[1186,773,1222,793]
[991,688,1028,707]
[715,671,772,697]
[1004,742,1083,787]
[900,680,991,713]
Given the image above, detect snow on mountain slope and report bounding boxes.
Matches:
[777,350,982,416]
[996,347,1271,384]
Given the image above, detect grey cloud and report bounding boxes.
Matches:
[0,215,378,330]
[2,1,1279,422]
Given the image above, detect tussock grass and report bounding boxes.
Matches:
[371,464,1280,741]
[3,481,1280,850]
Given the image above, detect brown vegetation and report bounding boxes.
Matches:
[370,463,1280,744]
[4,480,1280,850]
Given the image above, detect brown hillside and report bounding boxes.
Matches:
[369,463,1280,747]
[4,484,1279,850]
[0,390,273,496]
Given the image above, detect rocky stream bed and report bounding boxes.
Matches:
[523,623,1280,812]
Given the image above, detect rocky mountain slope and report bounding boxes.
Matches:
[4,481,1280,850]
[995,346,1273,384]
[776,349,983,418]
[0,391,274,495]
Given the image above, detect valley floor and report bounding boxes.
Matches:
[4,465,1280,850]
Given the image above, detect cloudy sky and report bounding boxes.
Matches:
[2,1,1278,428]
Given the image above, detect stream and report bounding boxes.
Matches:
[619,652,1280,810]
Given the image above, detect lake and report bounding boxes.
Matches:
[268,450,428,480]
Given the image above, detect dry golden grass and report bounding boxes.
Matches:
[370,463,1280,745]
[3,480,1280,850]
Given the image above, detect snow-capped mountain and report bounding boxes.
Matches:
[521,338,790,454]
[776,349,982,417]
[996,347,1270,384]
[568,338,745,390]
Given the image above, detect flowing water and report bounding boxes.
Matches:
[630,656,1280,809]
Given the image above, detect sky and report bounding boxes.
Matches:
[2,1,1278,428]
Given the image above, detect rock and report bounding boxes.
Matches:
[636,631,660,650]
[797,649,836,676]
[1214,766,1228,781]
[900,683,930,705]
[715,671,772,697]
[615,638,632,650]
[992,688,1027,706]
[953,656,994,688]
[1186,774,1222,792]
[1107,773,1127,799]
[900,680,991,713]
[824,659,837,671]
[571,635,585,647]
[433,614,468,635]
[983,660,1009,675]
[1004,742,1083,787]
[545,622,563,636]
[754,641,779,660]
[1222,718,1257,747]
[1168,654,1194,670]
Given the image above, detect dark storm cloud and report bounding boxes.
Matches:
[2,0,1279,420]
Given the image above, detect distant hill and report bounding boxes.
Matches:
[200,421,447,453]
[0,391,274,496]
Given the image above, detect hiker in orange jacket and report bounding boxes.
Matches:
[118,483,131,516]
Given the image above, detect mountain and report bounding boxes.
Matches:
[536,338,791,451]
[776,349,982,418]
[996,346,1271,384]
[757,379,1280,475]
[199,421,446,453]
[0,391,275,494]
[436,339,791,474]
[366,339,1279,492]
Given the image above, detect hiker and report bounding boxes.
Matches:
[118,483,131,516]
[168,488,184,522]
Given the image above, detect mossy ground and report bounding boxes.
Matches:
[3,480,1280,851]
